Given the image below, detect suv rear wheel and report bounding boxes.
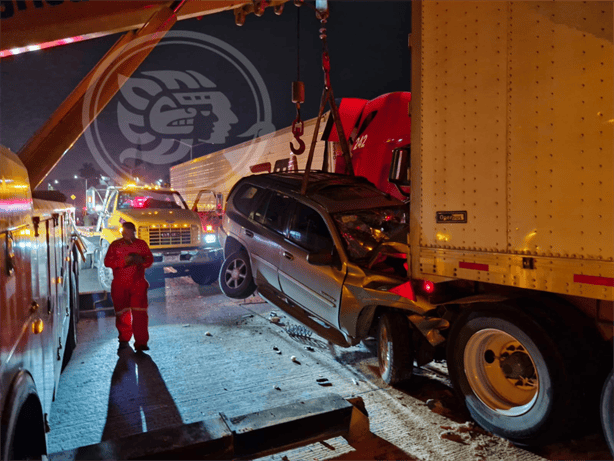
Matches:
[219,250,256,299]
[377,311,414,385]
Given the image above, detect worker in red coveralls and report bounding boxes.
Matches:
[104,221,154,353]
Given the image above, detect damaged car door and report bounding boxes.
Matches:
[278,201,346,328]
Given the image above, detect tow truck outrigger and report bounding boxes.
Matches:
[1,1,371,459]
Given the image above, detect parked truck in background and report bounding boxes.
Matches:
[80,183,223,289]
[170,115,333,203]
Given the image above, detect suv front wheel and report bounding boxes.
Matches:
[219,250,257,299]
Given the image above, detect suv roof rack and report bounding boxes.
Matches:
[254,171,374,195]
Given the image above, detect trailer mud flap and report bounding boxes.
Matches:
[49,394,369,460]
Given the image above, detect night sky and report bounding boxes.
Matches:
[1,1,411,190]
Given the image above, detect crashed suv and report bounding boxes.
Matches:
[218,172,442,384]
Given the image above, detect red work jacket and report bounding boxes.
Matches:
[104,238,154,285]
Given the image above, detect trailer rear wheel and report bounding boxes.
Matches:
[447,305,573,446]
[377,311,413,386]
[601,370,614,457]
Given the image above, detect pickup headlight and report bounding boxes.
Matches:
[204,234,217,244]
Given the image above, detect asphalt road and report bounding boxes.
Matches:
[47,268,612,460]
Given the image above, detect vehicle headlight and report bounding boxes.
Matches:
[204,234,217,244]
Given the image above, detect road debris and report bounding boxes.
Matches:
[426,398,452,416]
[291,356,300,364]
[205,331,212,336]
[304,346,315,352]
[316,378,332,387]
[440,431,468,445]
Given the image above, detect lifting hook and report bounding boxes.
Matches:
[290,117,305,155]
[290,79,305,155]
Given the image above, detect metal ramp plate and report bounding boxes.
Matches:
[49,394,368,460]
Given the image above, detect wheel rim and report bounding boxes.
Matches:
[378,320,390,375]
[464,328,539,416]
[224,258,246,289]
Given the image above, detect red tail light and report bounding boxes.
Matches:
[422,280,435,294]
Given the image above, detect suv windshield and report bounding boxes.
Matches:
[117,190,187,210]
[332,206,408,264]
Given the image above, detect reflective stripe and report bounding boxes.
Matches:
[131,307,148,312]
[573,274,614,287]
[115,308,131,316]
[459,261,489,271]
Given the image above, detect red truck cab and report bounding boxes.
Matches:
[333,92,411,200]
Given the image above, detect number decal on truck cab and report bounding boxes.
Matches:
[352,134,368,151]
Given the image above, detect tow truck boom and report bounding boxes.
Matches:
[1,0,287,188]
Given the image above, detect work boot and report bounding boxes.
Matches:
[135,344,150,352]
[117,341,131,355]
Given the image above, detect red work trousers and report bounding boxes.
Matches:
[111,278,150,346]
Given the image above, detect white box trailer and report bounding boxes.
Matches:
[412,1,613,303]
[170,115,332,207]
[399,0,613,450]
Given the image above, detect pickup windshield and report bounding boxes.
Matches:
[332,206,408,264]
[117,190,188,210]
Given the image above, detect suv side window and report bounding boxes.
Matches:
[234,184,266,217]
[254,192,293,234]
[288,203,333,253]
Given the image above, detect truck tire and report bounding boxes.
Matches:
[62,266,79,371]
[97,240,113,292]
[446,305,574,446]
[377,311,413,386]
[1,374,46,461]
[601,370,614,457]
[219,250,256,299]
[190,262,221,286]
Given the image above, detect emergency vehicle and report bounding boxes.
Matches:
[0,146,81,460]
[82,183,222,290]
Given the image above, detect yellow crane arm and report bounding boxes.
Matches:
[0,0,286,188]
[1,0,268,54]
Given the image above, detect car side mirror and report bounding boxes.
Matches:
[307,249,334,266]
[389,146,411,198]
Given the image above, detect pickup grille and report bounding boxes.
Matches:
[139,226,192,246]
